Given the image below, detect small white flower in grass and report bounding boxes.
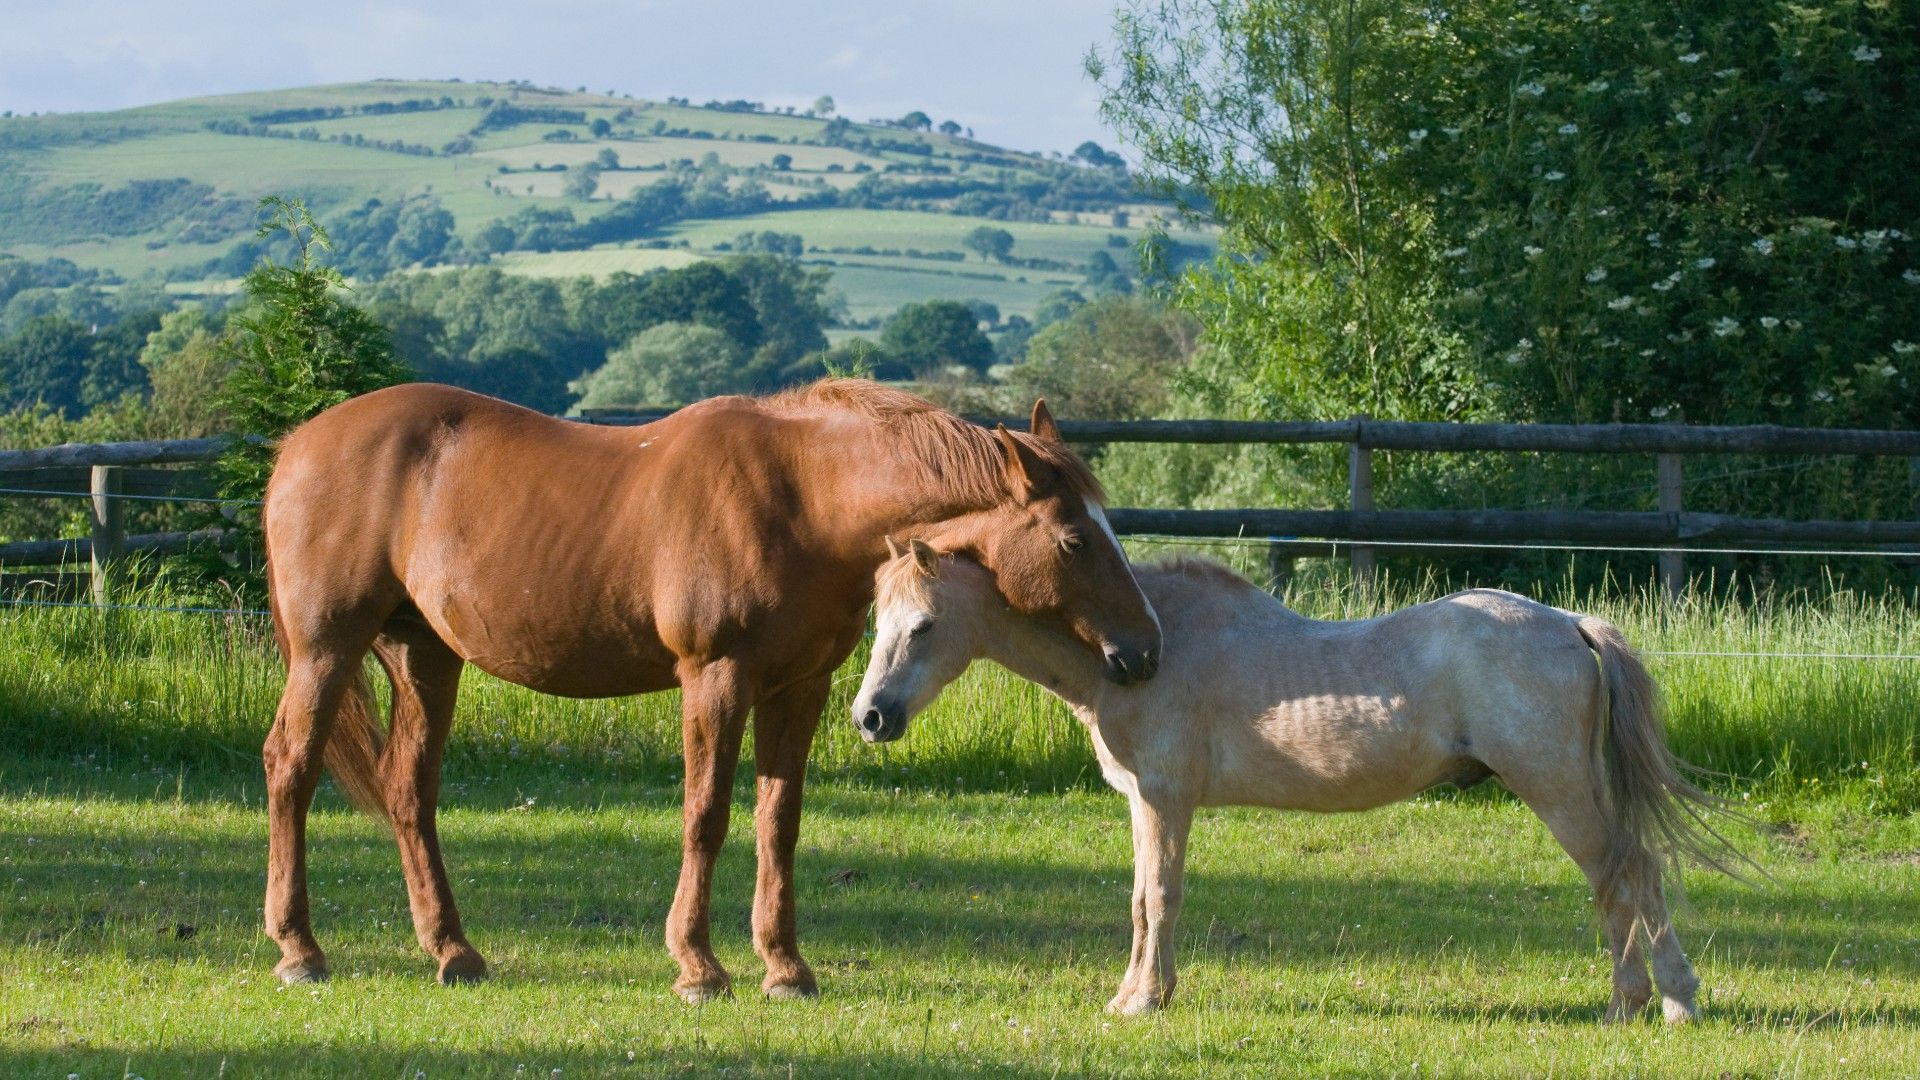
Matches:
[1711,316,1740,337]
[1443,126,1463,137]
[1584,79,1610,93]
[1408,128,1428,142]
[1608,296,1633,310]
[1882,364,1899,377]
[1674,110,1693,125]
[1442,247,1467,258]
[1863,230,1888,250]
[1752,237,1774,255]
[1647,232,1663,247]
[1585,266,1608,283]
[1854,44,1881,63]
[1715,68,1738,79]
[1649,405,1671,419]
[1813,388,1833,403]
[1893,341,1918,355]
[1695,257,1716,270]
[1544,170,1566,181]
[1524,244,1544,257]
[1836,235,1858,250]
[1652,279,1675,293]
[1518,81,1546,97]
[1760,316,1780,329]
[1558,123,1579,135]
[1905,269,1920,285]
[1787,318,1804,330]
[1804,88,1830,105]
[1678,52,1703,64]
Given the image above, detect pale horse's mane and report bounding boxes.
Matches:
[875,550,1265,619]
[762,378,1105,507]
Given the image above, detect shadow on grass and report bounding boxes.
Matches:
[6,780,1917,997]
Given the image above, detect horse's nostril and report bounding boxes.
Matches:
[860,708,885,734]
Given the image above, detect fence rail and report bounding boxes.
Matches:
[4,412,1917,604]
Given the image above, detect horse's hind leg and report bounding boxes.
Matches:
[1508,783,1655,1022]
[263,645,371,984]
[372,621,485,985]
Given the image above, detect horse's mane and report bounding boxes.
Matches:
[1136,557,1271,598]
[763,379,1105,505]
[874,548,937,611]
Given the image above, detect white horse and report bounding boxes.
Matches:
[852,542,1744,1023]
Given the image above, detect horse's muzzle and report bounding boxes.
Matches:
[855,704,907,743]
[1102,644,1160,686]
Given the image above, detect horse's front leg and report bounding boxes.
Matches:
[1108,787,1193,1016]
[749,673,832,998]
[666,658,753,1002]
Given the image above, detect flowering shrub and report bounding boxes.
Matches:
[1408,0,1919,425]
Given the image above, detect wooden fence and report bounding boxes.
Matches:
[4,415,1918,603]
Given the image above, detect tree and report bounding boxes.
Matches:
[0,315,94,415]
[564,165,601,200]
[938,119,963,137]
[770,153,793,171]
[589,117,613,138]
[570,321,746,408]
[140,308,233,438]
[1010,295,1198,419]
[963,225,1015,263]
[1072,140,1124,168]
[881,300,994,374]
[596,147,621,170]
[812,95,835,118]
[217,197,411,516]
[898,110,932,132]
[1094,0,1464,424]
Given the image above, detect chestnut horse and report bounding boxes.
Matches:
[260,380,1161,1000]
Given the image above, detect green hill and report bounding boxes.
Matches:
[0,79,1210,321]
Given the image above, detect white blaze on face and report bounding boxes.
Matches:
[853,585,932,723]
[1084,501,1161,637]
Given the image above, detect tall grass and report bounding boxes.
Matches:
[3,566,1917,810]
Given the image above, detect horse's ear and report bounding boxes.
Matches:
[908,538,939,575]
[996,423,1041,498]
[1030,398,1062,443]
[885,535,902,561]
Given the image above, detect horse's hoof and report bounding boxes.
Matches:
[275,960,329,985]
[436,950,489,986]
[763,978,819,1001]
[1105,992,1162,1017]
[675,977,734,1004]
[1662,997,1697,1025]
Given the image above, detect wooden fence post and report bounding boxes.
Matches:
[89,465,125,605]
[1349,416,1375,588]
[1265,542,1295,594]
[1657,453,1684,599]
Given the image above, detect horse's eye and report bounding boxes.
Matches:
[1061,533,1085,554]
[907,619,933,638]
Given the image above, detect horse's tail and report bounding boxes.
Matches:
[263,497,390,821]
[1574,616,1752,909]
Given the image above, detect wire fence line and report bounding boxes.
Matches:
[3,596,1915,663]
[0,485,261,507]
[1120,532,1920,560]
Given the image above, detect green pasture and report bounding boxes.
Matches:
[814,260,1081,322]
[1,578,1919,1075]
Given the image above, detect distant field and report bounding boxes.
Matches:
[487,247,704,279]
[0,78,1207,324]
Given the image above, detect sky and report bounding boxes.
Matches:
[0,0,1128,155]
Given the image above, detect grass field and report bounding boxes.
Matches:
[3,580,1916,1076]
